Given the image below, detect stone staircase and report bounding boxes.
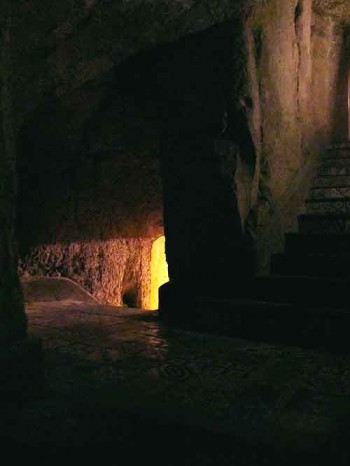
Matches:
[160,143,350,353]
[272,142,350,278]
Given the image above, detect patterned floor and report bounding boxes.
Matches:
[2,300,350,463]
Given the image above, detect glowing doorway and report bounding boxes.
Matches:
[150,236,169,310]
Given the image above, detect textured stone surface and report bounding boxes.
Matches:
[271,143,350,280]
[298,214,350,234]
[1,298,347,462]
[6,0,343,286]
[305,198,350,214]
[304,146,350,212]
[314,0,350,21]
[0,0,348,320]
[0,17,27,343]
[21,277,99,305]
[313,176,350,187]
[308,187,350,199]
[244,0,342,272]
[19,240,154,308]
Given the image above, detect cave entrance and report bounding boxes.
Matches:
[150,236,169,310]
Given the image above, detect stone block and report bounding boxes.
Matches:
[298,214,350,234]
[305,199,350,214]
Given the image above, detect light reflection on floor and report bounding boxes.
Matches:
[24,300,350,444]
[0,299,346,462]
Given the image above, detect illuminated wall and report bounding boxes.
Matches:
[150,236,169,310]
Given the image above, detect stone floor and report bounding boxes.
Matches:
[2,289,350,464]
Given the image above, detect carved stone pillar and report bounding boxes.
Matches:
[0,19,43,399]
[159,131,255,325]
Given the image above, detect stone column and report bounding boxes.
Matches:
[162,132,251,287]
[0,18,43,399]
[0,24,27,344]
[157,19,256,324]
[159,130,255,324]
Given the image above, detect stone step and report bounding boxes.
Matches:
[308,187,350,199]
[312,176,350,188]
[285,232,350,254]
[160,275,350,312]
[159,281,350,352]
[326,153,350,159]
[298,213,350,234]
[194,297,350,352]
[327,142,350,150]
[320,156,350,168]
[305,198,350,214]
[317,165,350,176]
[244,275,350,307]
[325,151,350,159]
[271,252,350,278]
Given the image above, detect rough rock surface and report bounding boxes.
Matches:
[19,239,153,309]
[21,277,99,304]
[314,0,350,22]
[0,0,349,318]
[245,0,342,271]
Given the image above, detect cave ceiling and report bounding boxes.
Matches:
[8,0,244,122]
[7,0,350,132]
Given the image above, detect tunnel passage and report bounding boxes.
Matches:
[3,0,350,355]
[112,19,256,290]
[17,19,254,308]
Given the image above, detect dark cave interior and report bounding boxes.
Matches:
[13,1,350,319]
[2,0,350,462]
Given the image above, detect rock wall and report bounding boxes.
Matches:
[245,0,342,272]
[17,15,249,301]
[3,0,348,309]
[19,239,153,308]
[16,91,163,307]
[0,19,27,343]
[12,1,244,306]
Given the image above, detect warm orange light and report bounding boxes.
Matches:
[150,236,169,310]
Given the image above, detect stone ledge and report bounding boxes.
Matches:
[159,281,350,354]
